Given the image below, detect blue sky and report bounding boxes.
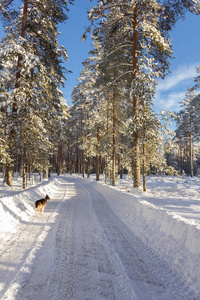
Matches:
[57,0,97,104]
[154,12,200,114]
[1,0,199,114]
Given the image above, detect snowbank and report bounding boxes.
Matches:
[1,174,200,296]
[0,177,61,249]
[92,180,200,295]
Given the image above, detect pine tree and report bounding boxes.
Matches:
[0,0,74,187]
[175,69,200,176]
[87,0,172,187]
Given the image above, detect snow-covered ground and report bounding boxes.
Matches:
[0,173,200,299]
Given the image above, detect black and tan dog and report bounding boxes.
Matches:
[35,194,50,215]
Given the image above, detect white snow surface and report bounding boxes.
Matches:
[0,174,200,300]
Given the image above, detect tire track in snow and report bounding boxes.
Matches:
[45,179,137,300]
[19,176,195,300]
[46,195,78,299]
[1,176,197,299]
[85,181,197,300]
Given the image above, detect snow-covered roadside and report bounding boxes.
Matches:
[91,175,200,223]
[0,176,71,300]
[0,174,200,298]
[85,175,200,296]
[0,176,61,250]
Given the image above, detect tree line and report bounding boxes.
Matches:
[0,0,199,190]
[170,71,200,177]
[0,0,74,188]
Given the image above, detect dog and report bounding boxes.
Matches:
[35,194,50,215]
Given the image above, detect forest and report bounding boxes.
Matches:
[0,0,200,190]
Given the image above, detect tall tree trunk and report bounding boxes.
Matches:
[96,123,100,181]
[22,142,26,189]
[77,146,80,174]
[105,100,109,184]
[82,149,85,178]
[70,146,73,174]
[142,103,147,191]
[4,165,13,187]
[189,112,193,177]
[184,139,189,176]
[58,143,63,175]
[142,143,146,192]
[132,3,141,188]
[43,158,46,179]
[87,156,91,178]
[66,141,70,173]
[2,104,8,179]
[112,88,116,186]
[5,0,29,187]
[87,134,91,178]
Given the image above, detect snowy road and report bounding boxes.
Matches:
[0,176,198,299]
